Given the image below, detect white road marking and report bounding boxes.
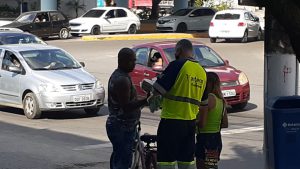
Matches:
[73,143,112,151]
[73,126,264,151]
[221,126,264,135]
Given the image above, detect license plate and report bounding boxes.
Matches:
[221,30,230,33]
[72,94,91,102]
[222,89,236,97]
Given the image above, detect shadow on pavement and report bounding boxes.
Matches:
[220,144,264,169]
[0,104,109,120]
[0,121,110,169]
[227,102,258,114]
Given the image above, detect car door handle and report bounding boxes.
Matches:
[144,73,150,77]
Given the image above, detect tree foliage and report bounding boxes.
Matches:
[194,0,233,11]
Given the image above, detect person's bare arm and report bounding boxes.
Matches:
[115,77,147,114]
[199,94,216,127]
[221,100,229,128]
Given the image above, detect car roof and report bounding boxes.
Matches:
[133,41,205,49]
[0,44,59,52]
[216,9,248,14]
[91,7,128,10]
[21,10,59,14]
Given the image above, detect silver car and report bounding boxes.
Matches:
[157,7,216,32]
[0,44,105,119]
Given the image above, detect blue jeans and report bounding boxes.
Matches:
[106,117,136,169]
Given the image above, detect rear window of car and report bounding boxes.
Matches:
[82,10,105,18]
[215,13,240,20]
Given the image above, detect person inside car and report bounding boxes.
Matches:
[150,52,163,70]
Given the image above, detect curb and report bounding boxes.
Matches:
[81,33,208,41]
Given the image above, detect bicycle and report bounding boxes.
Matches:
[110,122,157,169]
[131,122,157,169]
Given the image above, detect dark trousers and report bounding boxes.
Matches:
[106,117,136,169]
[157,118,196,166]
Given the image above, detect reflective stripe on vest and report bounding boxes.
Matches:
[164,94,201,106]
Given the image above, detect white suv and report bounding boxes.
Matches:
[209,9,263,43]
[157,7,216,33]
[69,7,140,36]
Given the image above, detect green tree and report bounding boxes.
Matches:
[194,0,204,7]
[66,0,86,18]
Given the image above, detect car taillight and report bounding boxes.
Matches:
[210,22,214,26]
[238,22,246,26]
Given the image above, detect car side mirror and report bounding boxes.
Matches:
[8,66,22,74]
[80,62,85,67]
[104,16,110,19]
[225,60,229,65]
[189,14,196,17]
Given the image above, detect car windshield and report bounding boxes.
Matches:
[15,13,36,23]
[172,9,193,16]
[0,34,46,45]
[82,10,105,18]
[164,46,225,67]
[215,13,240,20]
[20,49,81,70]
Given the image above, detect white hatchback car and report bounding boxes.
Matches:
[209,9,263,43]
[69,7,140,36]
[157,7,216,33]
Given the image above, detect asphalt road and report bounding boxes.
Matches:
[0,38,264,169]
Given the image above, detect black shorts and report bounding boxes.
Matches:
[157,118,196,163]
[195,132,222,161]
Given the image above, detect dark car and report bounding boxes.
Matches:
[0,31,47,45]
[130,41,250,110]
[2,11,70,39]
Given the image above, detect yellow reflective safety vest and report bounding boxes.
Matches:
[159,58,207,120]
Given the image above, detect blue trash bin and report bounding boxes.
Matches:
[265,96,300,169]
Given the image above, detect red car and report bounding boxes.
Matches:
[130,41,250,110]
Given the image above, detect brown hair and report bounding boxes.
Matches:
[207,72,223,100]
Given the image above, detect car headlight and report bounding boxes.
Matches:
[168,19,176,23]
[39,83,60,92]
[95,80,104,89]
[238,72,249,85]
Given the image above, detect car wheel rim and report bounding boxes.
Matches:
[25,97,34,116]
[61,29,68,39]
[129,26,136,34]
[258,31,262,40]
[93,27,99,35]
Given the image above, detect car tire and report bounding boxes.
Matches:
[231,102,248,110]
[176,23,187,33]
[84,106,101,116]
[23,92,42,119]
[225,38,231,42]
[210,38,217,43]
[256,29,263,41]
[71,33,80,37]
[241,30,248,43]
[91,25,101,35]
[59,27,69,39]
[128,24,137,34]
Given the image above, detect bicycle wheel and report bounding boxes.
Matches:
[131,142,146,169]
[145,151,157,169]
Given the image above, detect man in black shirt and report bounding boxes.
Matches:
[106,48,149,169]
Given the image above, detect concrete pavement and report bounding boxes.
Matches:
[0,38,264,169]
